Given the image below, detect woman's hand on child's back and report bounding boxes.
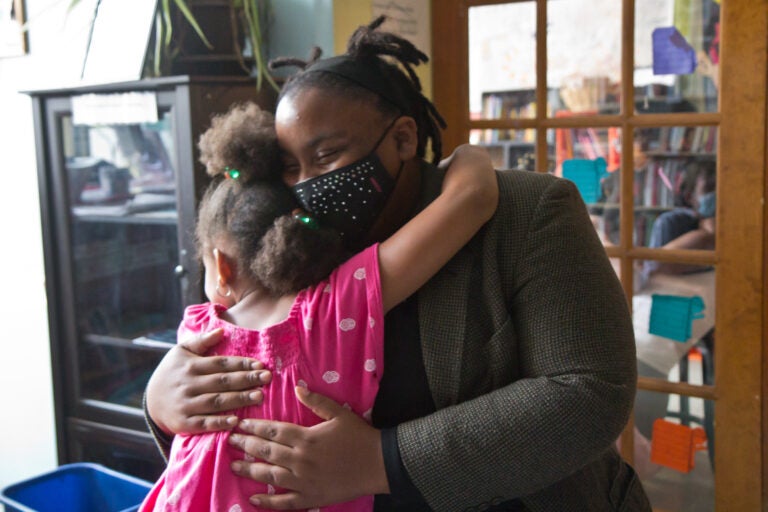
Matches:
[146,328,272,435]
[228,386,388,509]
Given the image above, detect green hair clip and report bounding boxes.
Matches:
[224,166,241,180]
[293,210,319,229]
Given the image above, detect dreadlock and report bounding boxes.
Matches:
[268,15,446,165]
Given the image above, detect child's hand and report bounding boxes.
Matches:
[145,329,272,436]
[439,144,498,220]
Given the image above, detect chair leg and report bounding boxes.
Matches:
[664,333,716,470]
[678,355,691,426]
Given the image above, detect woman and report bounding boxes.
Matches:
[145,16,650,512]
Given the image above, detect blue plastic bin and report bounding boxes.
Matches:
[0,463,152,512]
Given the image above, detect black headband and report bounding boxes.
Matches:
[305,55,409,112]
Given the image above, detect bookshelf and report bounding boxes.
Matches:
[480,89,537,121]
[475,89,541,170]
[590,125,717,247]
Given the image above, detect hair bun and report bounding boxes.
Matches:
[198,102,281,183]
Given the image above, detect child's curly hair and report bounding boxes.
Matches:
[196,102,346,296]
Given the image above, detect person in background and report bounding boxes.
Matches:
[144,17,650,511]
[596,131,652,246]
[638,160,716,289]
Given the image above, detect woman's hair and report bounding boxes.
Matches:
[268,15,446,164]
[196,102,345,296]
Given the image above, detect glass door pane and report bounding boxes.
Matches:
[633,390,715,511]
[634,0,720,114]
[547,0,622,116]
[631,126,717,247]
[633,261,715,386]
[548,126,621,245]
[469,128,537,171]
[468,2,537,120]
[62,111,182,408]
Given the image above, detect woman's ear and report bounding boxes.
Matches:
[392,116,418,160]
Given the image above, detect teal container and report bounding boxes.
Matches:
[0,463,152,512]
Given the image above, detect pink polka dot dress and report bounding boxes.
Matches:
[140,245,384,512]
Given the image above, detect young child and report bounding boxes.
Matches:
[139,102,497,512]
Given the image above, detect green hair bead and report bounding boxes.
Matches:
[293,211,319,229]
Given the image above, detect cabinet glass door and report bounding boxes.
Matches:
[61,110,182,409]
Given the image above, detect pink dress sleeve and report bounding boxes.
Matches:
[297,244,384,421]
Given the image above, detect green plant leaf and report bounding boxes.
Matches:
[66,0,84,12]
[244,0,278,91]
[161,0,173,48]
[153,10,164,76]
[172,0,214,50]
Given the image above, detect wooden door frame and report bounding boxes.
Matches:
[432,0,767,509]
[717,1,766,510]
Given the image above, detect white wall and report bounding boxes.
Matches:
[0,0,122,491]
[269,0,334,65]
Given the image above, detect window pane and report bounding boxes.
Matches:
[632,390,715,512]
[632,127,717,247]
[470,128,537,171]
[635,0,720,113]
[468,2,537,119]
[548,0,622,115]
[634,261,715,385]
[549,127,621,245]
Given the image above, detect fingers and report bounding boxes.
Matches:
[437,152,454,171]
[247,492,305,510]
[179,328,224,355]
[179,331,269,375]
[186,367,272,395]
[189,353,269,377]
[229,462,301,507]
[294,386,345,421]
[181,414,240,434]
[229,431,295,468]
[184,389,265,418]
[233,419,300,447]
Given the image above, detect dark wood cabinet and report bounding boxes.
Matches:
[26,76,274,480]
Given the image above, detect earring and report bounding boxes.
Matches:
[216,282,232,298]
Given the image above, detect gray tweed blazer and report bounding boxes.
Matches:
[398,165,651,511]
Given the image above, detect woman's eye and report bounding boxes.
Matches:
[316,150,339,164]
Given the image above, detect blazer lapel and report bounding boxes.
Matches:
[417,250,472,408]
[412,162,473,408]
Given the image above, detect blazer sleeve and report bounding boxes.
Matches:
[143,391,172,463]
[396,176,637,511]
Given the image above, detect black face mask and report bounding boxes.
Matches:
[292,118,402,249]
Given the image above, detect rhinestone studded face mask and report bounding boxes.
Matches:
[292,117,402,249]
